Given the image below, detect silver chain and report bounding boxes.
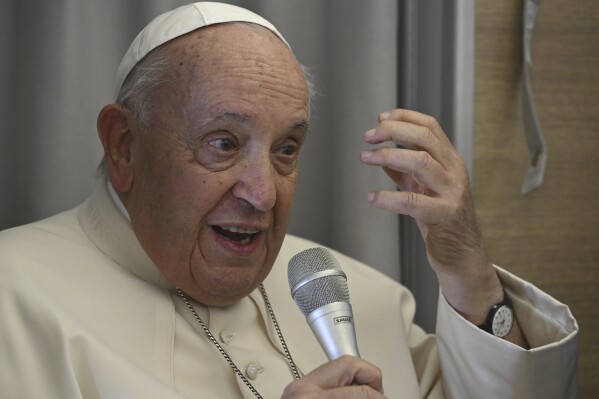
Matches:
[176,284,301,399]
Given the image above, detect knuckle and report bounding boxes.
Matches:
[379,120,398,141]
[380,119,394,131]
[415,151,432,170]
[356,385,379,398]
[373,365,383,379]
[448,155,470,182]
[379,147,392,164]
[455,154,469,173]
[336,354,355,364]
[424,114,439,128]
[404,192,419,212]
[421,126,437,146]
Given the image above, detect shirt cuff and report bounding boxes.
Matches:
[435,265,579,398]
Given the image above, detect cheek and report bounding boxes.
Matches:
[165,174,229,219]
[140,174,232,263]
[273,176,298,221]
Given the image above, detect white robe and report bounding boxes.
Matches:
[0,180,579,398]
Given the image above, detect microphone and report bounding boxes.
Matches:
[288,247,360,360]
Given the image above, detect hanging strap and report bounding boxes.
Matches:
[521,0,546,194]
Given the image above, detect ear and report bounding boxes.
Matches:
[97,104,134,193]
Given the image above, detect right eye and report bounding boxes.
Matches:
[194,133,239,170]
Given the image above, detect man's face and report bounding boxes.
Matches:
[124,24,309,306]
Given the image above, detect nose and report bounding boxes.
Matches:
[231,157,277,212]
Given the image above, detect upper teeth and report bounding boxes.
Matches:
[222,226,259,234]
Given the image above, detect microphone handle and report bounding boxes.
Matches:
[307,302,360,360]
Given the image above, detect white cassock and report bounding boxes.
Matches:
[0,179,578,398]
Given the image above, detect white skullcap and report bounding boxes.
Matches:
[114,2,289,99]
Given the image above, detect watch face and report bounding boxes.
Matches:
[491,305,514,338]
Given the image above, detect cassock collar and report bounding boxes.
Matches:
[77,177,173,290]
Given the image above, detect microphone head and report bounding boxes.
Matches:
[288,247,350,317]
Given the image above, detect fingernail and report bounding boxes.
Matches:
[379,112,391,120]
[364,128,376,139]
[367,192,375,202]
[360,150,373,161]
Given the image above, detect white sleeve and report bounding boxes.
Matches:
[435,266,579,399]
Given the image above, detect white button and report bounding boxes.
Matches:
[245,362,264,380]
[219,330,235,344]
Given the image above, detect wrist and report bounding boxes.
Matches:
[438,262,504,325]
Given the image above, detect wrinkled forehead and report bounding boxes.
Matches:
[114,2,290,99]
[164,22,297,73]
[155,23,309,122]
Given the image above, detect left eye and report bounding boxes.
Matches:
[272,142,301,176]
[279,145,297,156]
[209,138,236,152]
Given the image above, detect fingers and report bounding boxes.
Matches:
[361,109,490,282]
[365,109,458,170]
[283,385,385,399]
[360,108,473,230]
[304,356,384,392]
[377,108,444,137]
[361,147,450,195]
[282,356,386,399]
[366,190,448,225]
[361,108,468,199]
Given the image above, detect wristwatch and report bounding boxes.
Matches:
[477,291,514,338]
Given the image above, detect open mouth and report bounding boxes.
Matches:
[212,225,260,245]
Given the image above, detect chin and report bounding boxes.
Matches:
[188,269,268,307]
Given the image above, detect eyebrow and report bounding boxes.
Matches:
[200,110,309,131]
[217,111,250,123]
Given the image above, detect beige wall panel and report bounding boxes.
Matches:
[474,1,599,397]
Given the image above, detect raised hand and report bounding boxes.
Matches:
[360,109,503,325]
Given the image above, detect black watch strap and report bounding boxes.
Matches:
[477,290,514,337]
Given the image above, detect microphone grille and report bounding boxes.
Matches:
[288,247,350,316]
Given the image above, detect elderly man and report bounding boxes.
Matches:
[0,3,578,398]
